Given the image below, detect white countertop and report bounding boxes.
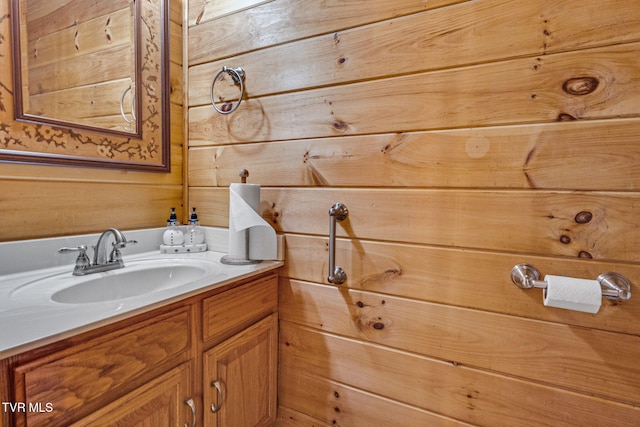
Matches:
[0,228,282,359]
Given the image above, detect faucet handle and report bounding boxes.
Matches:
[58,245,88,255]
[58,245,90,272]
[112,239,137,249]
[109,239,136,263]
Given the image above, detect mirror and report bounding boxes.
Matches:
[0,0,170,171]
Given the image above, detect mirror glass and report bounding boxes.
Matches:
[15,0,139,134]
[0,0,170,171]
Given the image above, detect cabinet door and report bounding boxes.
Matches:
[204,314,278,427]
[70,362,194,427]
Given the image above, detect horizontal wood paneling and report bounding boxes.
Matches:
[189,43,640,145]
[28,79,131,119]
[280,278,640,405]
[24,7,133,70]
[188,0,466,65]
[189,187,640,263]
[276,406,335,427]
[281,234,640,335]
[2,180,182,240]
[188,0,640,105]
[279,322,640,427]
[278,370,467,427]
[189,119,640,190]
[23,0,129,41]
[187,0,274,27]
[186,0,640,424]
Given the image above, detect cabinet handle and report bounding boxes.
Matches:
[210,380,223,413]
[184,397,196,427]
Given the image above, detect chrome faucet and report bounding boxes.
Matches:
[58,228,137,276]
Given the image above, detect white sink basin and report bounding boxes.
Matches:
[10,258,222,304]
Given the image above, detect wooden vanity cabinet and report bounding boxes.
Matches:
[1,270,279,427]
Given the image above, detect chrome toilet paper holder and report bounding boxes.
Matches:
[510,263,631,301]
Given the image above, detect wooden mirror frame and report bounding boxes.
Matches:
[0,0,170,172]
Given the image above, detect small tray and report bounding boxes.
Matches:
[159,243,207,254]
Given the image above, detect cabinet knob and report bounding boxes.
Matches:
[210,380,223,413]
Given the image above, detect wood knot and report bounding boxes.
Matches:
[385,268,402,276]
[578,251,593,259]
[333,120,349,131]
[574,211,593,224]
[557,113,577,121]
[560,235,571,244]
[372,322,385,330]
[382,268,402,281]
[563,77,599,96]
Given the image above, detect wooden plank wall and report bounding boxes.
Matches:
[0,0,184,242]
[187,0,640,425]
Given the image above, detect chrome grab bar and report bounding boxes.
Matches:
[328,203,348,285]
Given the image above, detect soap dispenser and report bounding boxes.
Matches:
[185,207,205,246]
[163,207,184,246]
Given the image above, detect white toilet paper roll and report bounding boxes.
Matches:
[543,275,602,314]
[228,183,277,260]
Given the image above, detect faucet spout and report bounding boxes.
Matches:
[93,228,129,265]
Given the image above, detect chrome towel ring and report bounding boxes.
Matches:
[210,66,246,114]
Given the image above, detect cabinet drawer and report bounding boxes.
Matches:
[13,307,191,426]
[202,273,277,345]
